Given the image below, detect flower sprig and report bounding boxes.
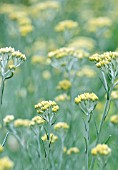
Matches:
[90,52,118,84]
[0,47,26,104]
[48,47,88,71]
[91,144,111,156]
[75,92,98,115]
[0,47,26,78]
[35,100,59,124]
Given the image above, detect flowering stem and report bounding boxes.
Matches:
[0,76,5,106]
[90,85,113,170]
[83,114,90,170]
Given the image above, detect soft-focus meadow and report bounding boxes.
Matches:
[0,0,118,170]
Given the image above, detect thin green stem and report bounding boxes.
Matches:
[2,131,9,147]
[59,135,64,170]
[0,76,5,106]
[83,115,90,170]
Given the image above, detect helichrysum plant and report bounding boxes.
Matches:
[34,100,59,169]
[88,51,118,169]
[91,144,111,170]
[0,47,26,104]
[0,47,26,170]
[75,92,98,170]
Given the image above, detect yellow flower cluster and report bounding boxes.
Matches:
[75,93,98,104]
[30,1,60,17]
[55,93,70,102]
[14,119,31,127]
[66,147,79,155]
[0,157,14,170]
[41,133,58,143]
[0,145,4,153]
[91,144,111,156]
[54,122,69,130]
[19,25,33,37]
[57,80,71,90]
[3,115,14,126]
[30,116,45,126]
[35,100,59,114]
[0,3,33,37]
[48,47,87,59]
[89,52,118,69]
[110,115,118,124]
[31,55,46,65]
[88,17,112,32]
[55,20,78,32]
[0,47,26,75]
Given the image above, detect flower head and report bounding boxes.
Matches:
[35,100,59,114]
[75,92,98,114]
[14,119,31,128]
[41,133,58,143]
[3,115,14,126]
[48,47,88,71]
[110,115,118,124]
[55,20,78,32]
[90,52,118,82]
[91,144,111,156]
[55,93,70,102]
[0,157,14,170]
[67,147,79,155]
[31,116,45,125]
[57,80,71,91]
[0,47,26,78]
[54,122,69,130]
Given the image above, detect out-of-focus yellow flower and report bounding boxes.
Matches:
[29,1,60,19]
[31,55,46,65]
[55,20,78,32]
[63,147,67,153]
[55,93,70,102]
[57,80,71,90]
[68,37,96,51]
[88,17,112,32]
[76,67,96,78]
[111,90,118,99]
[41,133,58,143]
[42,70,51,80]
[3,115,14,126]
[110,115,118,124]
[48,47,88,60]
[14,119,31,127]
[67,147,79,155]
[54,122,69,130]
[91,144,111,156]
[19,24,33,36]
[0,157,14,170]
